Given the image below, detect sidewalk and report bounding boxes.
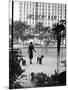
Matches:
[14,56,66,88]
[20,56,66,76]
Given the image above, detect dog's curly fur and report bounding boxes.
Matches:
[37,55,44,64]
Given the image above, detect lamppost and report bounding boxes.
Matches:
[11,0,14,53]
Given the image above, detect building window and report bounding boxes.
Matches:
[42,8,44,11]
[36,2,38,7]
[42,12,44,15]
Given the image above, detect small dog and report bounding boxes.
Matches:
[31,72,35,81]
[19,57,26,66]
[22,59,26,66]
[37,55,44,64]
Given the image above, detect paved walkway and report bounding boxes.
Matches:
[20,56,65,75]
[15,56,66,88]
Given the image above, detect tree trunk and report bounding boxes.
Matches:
[57,33,61,74]
[61,37,64,58]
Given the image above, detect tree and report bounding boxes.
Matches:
[60,20,66,58]
[35,22,44,34]
[39,26,51,54]
[9,21,29,43]
[52,20,65,74]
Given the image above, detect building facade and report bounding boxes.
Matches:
[14,1,66,28]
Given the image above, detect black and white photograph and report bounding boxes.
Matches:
[9,0,66,89]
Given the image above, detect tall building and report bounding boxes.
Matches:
[14,1,66,28]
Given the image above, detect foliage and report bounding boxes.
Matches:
[9,21,30,41]
[9,48,25,89]
[31,72,66,87]
[35,22,44,34]
[52,20,66,40]
[52,20,66,73]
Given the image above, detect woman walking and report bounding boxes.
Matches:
[28,42,36,64]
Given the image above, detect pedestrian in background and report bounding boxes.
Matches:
[28,42,36,64]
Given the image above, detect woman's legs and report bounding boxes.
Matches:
[30,59,32,64]
[29,54,33,64]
